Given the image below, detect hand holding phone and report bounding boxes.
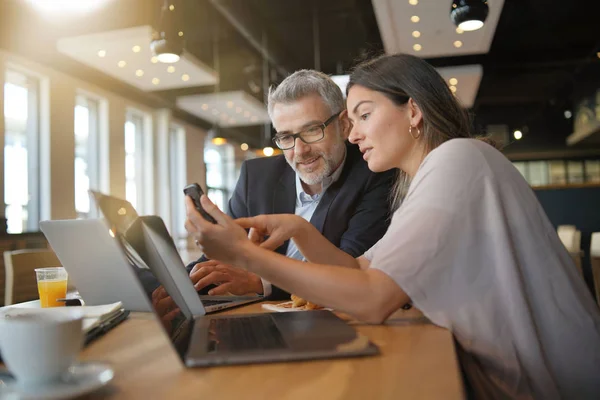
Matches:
[183,183,217,224]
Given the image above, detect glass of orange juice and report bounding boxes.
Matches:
[34,267,68,308]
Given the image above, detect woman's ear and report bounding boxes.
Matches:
[407,98,423,128]
[339,109,351,140]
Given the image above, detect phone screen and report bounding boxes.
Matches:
[183,183,217,224]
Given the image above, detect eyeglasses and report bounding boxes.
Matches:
[272,111,341,150]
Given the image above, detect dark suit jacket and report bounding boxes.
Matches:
[188,142,394,300]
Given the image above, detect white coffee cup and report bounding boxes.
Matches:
[0,308,83,386]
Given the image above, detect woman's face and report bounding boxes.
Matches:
[347,85,423,174]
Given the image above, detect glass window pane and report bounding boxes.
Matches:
[585,160,600,183]
[74,99,94,215]
[549,161,566,185]
[4,70,38,233]
[207,188,225,211]
[567,161,584,184]
[125,113,144,211]
[528,161,549,186]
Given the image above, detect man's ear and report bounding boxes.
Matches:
[339,109,351,140]
[407,98,423,128]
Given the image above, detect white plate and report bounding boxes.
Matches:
[0,362,114,400]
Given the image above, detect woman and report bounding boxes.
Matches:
[185,54,600,399]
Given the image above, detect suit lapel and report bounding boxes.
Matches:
[272,166,296,255]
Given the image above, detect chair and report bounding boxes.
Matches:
[3,249,62,305]
[591,232,600,307]
[557,225,584,276]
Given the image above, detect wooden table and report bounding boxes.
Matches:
[76,303,464,400]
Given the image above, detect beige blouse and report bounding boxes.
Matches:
[365,139,600,399]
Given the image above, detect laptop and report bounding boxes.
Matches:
[39,219,154,312]
[89,190,262,313]
[121,214,380,366]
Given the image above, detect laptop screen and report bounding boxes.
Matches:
[89,190,206,360]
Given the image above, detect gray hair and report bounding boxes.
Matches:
[267,70,345,120]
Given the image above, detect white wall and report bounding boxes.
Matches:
[0,49,207,230]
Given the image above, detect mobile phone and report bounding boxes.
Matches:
[183,183,217,224]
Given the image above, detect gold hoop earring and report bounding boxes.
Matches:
[409,125,421,140]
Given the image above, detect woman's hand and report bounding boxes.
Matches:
[236,214,310,251]
[184,195,250,265]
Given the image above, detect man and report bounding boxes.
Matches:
[187,69,394,299]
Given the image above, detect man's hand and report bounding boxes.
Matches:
[189,260,263,296]
[151,285,180,334]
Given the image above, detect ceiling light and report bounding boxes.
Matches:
[450,0,488,32]
[263,147,274,157]
[413,44,422,51]
[151,57,158,64]
[564,110,572,119]
[201,104,209,110]
[135,69,144,77]
[456,27,464,34]
[151,2,183,64]
[212,137,227,146]
[241,143,249,151]
[449,77,458,85]
[409,0,418,4]
[181,74,190,81]
[229,118,236,124]
[167,66,175,73]
[449,85,457,93]
[235,107,242,113]
[208,127,227,145]
[513,130,522,140]
[226,101,234,108]
[97,50,106,58]
[454,40,463,48]
[410,15,420,23]
[151,37,181,63]
[152,78,160,85]
[412,31,421,38]
[117,60,126,68]
[132,45,141,53]
[250,116,258,122]
[243,111,250,118]
[178,31,184,37]
[25,0,111,14]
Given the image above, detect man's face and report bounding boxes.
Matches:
[271,94,347,185]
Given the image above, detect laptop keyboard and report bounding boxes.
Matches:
[208,315,288,352]
[202,299,234,307]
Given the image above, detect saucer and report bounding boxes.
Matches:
[0,362,114,400]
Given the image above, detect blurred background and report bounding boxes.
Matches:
[0,0,599,302]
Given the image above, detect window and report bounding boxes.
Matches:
[124,112,144,211]
[528,161,549,186]
[74,95,99,217]
[4,69,40,233]
[512,158,600,187]
[169,125,186,245]
[549,161,567,185]
[585,160,600,183]
[567,161,584,184]
[204,143,235,212]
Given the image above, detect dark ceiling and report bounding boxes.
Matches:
[1,0,599,153]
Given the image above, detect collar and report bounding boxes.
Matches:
[294,147,347,205]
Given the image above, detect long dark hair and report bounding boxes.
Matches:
[347,54,475,209]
